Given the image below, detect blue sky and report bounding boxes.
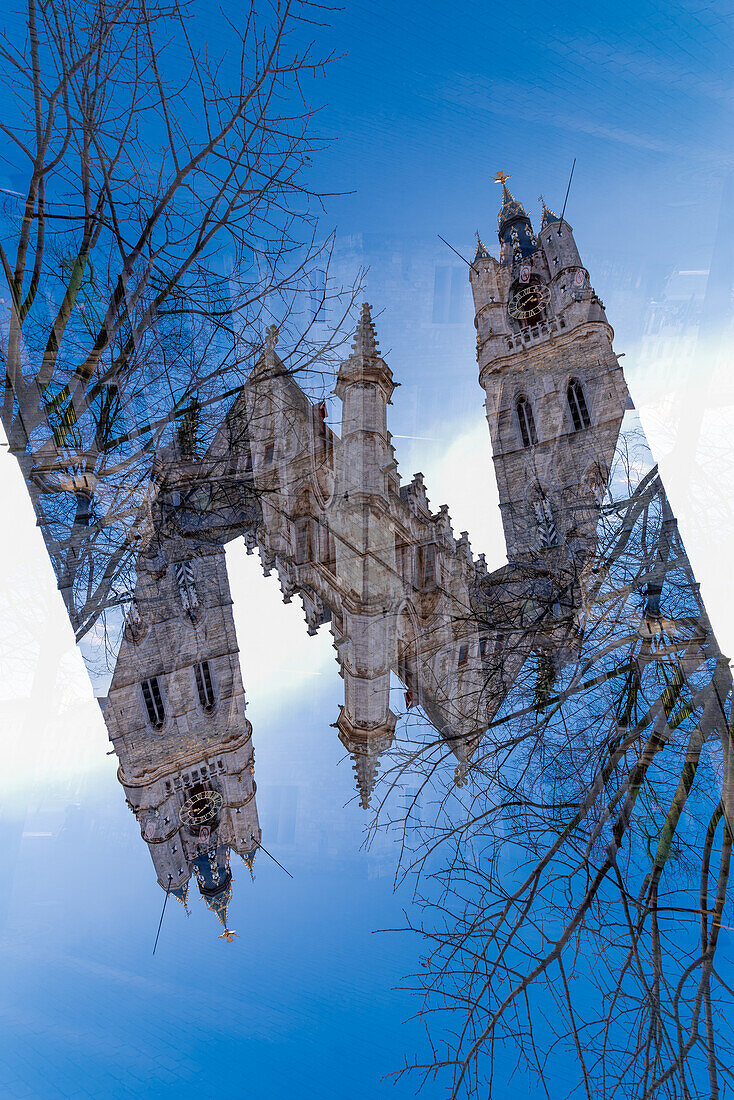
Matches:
[2,1,734,1096]
[314,0,733,250]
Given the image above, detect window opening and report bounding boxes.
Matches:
[567,379,591,430]
[295,518,313,565]
[516,396,538,447]
[416,543,437,589]
[194,660,216,713]
[141,677,165,728]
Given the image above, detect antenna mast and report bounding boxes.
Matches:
[559,158,577,228]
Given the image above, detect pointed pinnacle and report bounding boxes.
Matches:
[474,233,490,261]
[351,302,379,358]
[351,747,380,809]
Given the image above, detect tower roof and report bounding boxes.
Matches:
[171,882,189,907]
[540,196,560,230]
[240,846,258,876]
[474,233,491,262]
[193,846,237,939]
[494,172,536,257]
[494,172,529,230]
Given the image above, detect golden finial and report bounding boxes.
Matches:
[494,171,511,186]
[219,928,238,943]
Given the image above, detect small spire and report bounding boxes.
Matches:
[351,746,381,809]
[539,194,560,230]
[493,170,513,205]
[351,302,379,358]
[494,170,528,228]
[474,232,491,261]
[203,881,235,936]
[493,170,536,256]
[171,883,189,907]
[241,847,258,879]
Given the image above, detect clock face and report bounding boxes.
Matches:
[180,788,223,829]
[508,283,549,321]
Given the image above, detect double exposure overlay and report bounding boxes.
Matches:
[2,1,734,1098]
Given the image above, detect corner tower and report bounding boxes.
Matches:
[471,172,631,564]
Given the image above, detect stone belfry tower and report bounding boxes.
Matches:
[470,172,631,563]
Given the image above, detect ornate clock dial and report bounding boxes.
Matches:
[508,283,549,321]
[180,788,223,829]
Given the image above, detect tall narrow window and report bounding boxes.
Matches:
[567,379,591,431]
[294,518,313,565]
[416,543,437,589]
[516,396,538,447]
[318,521,336,572]
[314,401,333,464]
[194,660,216,713]
[141,677,165,728]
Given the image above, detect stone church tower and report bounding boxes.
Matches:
[102,534,261,937]
[470,173,632,564]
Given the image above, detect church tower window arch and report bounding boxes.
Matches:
[141,676,165,729]
[194,660,216,714]
[516,394,538,448]
[567,378,591,431]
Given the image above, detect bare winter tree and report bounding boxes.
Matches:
[0,0,356,647]
[371,420,734,1099]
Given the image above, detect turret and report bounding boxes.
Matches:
[332,305,400,805]
[472,172,631,564]
[334,303,395,505]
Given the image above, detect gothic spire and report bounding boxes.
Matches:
[494,171,528,230]
[337,300,394,398]
[201,877,239,941]
[350,746,381,809]
[351,302,379,358]
[192,846,238,939]
[493,171,536,257]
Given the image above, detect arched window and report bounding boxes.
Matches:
[516,396,538,447]
[141,676,165,729]
[567,379,591,431]
[194,660,216,713]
